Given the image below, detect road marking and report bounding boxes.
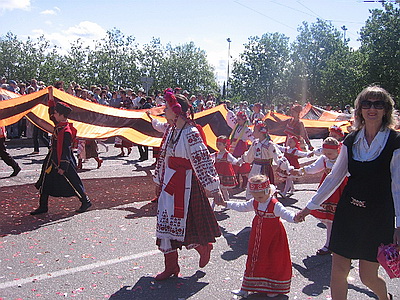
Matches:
[0,250,159,289]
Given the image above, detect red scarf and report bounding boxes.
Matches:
[56,122,77,166]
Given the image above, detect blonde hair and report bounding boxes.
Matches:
[249,174,269,185]
[323,137,340,147]
[353,85,395,130]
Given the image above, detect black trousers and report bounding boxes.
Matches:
[0,137,19,169]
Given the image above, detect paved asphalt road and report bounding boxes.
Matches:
[0,138,398,299]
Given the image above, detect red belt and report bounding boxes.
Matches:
[164,157,192,218]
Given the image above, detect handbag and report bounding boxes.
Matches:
[377,243,400,279]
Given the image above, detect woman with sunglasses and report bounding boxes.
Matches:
[295,85,400,300]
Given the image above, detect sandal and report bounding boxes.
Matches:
[316,248,332,255]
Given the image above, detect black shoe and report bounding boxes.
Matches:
[76,201,92,213]
[10,166,21,177]
[30,207,48,215]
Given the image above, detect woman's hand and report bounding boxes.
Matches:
[294,207,311,223]
[212,190,225,206]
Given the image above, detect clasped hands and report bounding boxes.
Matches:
[294,207,311,223]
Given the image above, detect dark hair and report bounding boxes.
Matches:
[353,85,395,130]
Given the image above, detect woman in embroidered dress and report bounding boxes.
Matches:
[217,174,297,298]
[296,86,400,300]
[238,119,293,199]
[153,89,223,280]
[270,104,314,151]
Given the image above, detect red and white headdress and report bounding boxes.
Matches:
[236,111,248,121]
[248,177,271,192]
[329,125,345,138]
[164,88,182,116]
[254,119,268,134]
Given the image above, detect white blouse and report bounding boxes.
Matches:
[306,127,400,227]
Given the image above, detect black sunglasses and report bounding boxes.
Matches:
[360,100,386,110]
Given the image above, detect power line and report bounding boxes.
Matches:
[233,1,297,30]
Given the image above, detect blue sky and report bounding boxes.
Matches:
[0,0,384,84]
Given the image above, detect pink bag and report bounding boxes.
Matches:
[377,244,400,279]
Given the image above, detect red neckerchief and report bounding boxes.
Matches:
[56,121,77,166]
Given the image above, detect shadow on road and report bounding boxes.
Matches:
[220,226,250,261]
[109,271,208,300]
[0,176,155,236]
[293,255,378,299]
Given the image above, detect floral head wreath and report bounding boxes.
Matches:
[288,135,301,150]
[254,119,268,134]
[164,88,183,116]
[236,111,248,121]
[249,177,271,192]
[216,138,231,150]
[329,125,345,138]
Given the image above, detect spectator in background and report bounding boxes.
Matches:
[98,90,110,106]
[7,80,18,93]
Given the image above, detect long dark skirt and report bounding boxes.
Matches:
[156,174,221,250]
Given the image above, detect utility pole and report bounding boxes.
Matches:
[226,38,231,98]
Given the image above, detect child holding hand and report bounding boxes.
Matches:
[216,174,298,298]
[292,137,347,255]
[276,135,314,196]
[238,119,292,199]
[211,135,238,202]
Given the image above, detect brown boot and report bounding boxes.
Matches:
[155,251,180,281]
[195,243,213,268]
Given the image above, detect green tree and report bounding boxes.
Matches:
[359,3,400,103]
[158,42,218,95]
[86,28,140,89]
[291,19,346,105]
[230,32,290,104]
[0,32,23,80]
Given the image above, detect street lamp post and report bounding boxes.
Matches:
[341,25,348,44]
[226,38,231,98]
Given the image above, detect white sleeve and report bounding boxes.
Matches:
[273,201,296,223]
[226,152,239,165]
[390,148,400,228]
[244,127,255,142]
[242,143,256,164]
[226,199,254,212]
[313,147,323,156]
[226,110,237,129]
[270,143,293,172]
[303,156,326,174]
[295,149,313,158]
[151,118,168,133]
[185,128,220,193]
[306,145,349,210]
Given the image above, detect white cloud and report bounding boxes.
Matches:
[40,9,56,15]
[63,21,107,40]
[30,21,107,54]
[40,6,60,15]
[0,0,30,11]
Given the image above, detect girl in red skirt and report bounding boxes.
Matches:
[211,135,238,203]
[217,174,298,298]
[276,135,313,196]
[293,137,347,255]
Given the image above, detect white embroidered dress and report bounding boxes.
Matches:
[154,125,220,252]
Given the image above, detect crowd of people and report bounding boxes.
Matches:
[1,76,400,299]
